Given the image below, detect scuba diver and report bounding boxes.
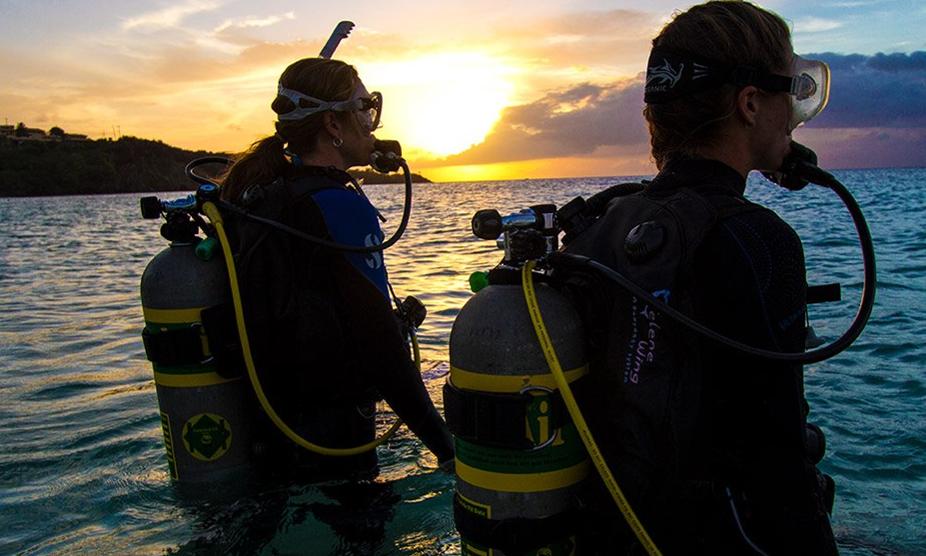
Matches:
[219,56,454,480]
[563,1,839,553]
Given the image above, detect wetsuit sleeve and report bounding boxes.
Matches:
[692,208,836,554]
[313,189,454,463]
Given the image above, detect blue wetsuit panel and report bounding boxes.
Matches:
[311,188,390,299]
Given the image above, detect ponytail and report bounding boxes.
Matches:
[219,57,359,202]
[220,134,290,202]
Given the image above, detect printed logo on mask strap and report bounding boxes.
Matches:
[646,59,685,92]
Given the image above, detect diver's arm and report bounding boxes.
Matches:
[330,255,454,463]
[694,211,836,552]
[311,187,453,463]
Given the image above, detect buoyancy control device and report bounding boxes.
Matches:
[446,142,877,555]
[139,139,417,483]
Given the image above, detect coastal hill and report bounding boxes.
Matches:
[0,134,430,197]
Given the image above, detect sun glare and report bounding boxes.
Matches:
[359,52,516,158]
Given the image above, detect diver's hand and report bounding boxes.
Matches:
[395,295,427,328]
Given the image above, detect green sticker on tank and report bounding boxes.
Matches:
[182,413,232,461]
[160,411,179,480]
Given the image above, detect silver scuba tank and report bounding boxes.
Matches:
[140,203,251,483]
[445,206,589,555]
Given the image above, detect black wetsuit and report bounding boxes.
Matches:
[567,158,837,554]
[232,166,453,480]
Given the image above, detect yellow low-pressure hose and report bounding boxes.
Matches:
[521,261,661,556]
[203,201,403,456]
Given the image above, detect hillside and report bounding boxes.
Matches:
[0,136,430,197]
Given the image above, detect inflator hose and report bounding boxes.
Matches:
[203,201,405,456]
[553,171,876,365]
[215,160,414,254]
[521,262,662,556]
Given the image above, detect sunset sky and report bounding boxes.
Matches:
[2,0,924,181]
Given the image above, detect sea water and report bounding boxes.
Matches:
[0,169,924,555]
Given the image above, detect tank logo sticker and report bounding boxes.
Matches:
[182,413,232,461]
[524,388,562,449]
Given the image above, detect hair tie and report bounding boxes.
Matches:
[284,148,303,168]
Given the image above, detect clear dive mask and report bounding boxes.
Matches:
[277,82,382,133]
[785,55,830,129]
[644,49,830,129]
[740,54,830,129]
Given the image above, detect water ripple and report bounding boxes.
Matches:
[1,172,925,554]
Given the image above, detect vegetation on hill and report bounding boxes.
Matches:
[0,136,430,197]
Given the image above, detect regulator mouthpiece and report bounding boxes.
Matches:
[370,139,404,173]
[764,141,835,190]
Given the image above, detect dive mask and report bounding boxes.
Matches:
[644,48,830,129]
[277,82,382,132]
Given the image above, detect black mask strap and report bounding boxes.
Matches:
[645,47,791,103]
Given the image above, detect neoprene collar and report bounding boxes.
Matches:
[648,157,748,197]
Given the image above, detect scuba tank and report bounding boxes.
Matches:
[445,206,590,555]
[140,195,250,482]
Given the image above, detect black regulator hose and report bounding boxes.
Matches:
[213,159,414,254]
[554,166,877,365]
[185,156,233,186]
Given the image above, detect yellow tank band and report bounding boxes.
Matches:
[455,458,590,492]
[143,307,205,325]
[449,365,587,393]
[154,370,240,388]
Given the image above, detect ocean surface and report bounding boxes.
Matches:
[0,169,924,555]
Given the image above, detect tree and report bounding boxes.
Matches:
[49,126,65,138]
[15,122,27,137]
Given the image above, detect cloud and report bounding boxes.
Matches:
[432,79,648,166]
[794,17,844,33]
[795,127,926,169]
[430,51,926,170]
[808,51,926,128]
[214,12,296,34]
[122,0,221,31]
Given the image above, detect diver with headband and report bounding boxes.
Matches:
[566,2,840,553]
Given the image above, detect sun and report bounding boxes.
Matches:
[359,51,516,158]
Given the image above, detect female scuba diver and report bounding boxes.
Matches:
[220,57,454,480]
[567,1,839,554]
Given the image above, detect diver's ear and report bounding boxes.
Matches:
[736,85,760,128]
[322,111,342,137]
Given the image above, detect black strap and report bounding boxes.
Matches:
[453,493,582,551]
[143,303,245,375]
[200,303,245,378]
[443,380,573,450]
[142,324,205,366]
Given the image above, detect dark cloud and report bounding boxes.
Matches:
[434,51,925,170]
[866,51,926,72]
[796,127,926,169]
[437,79,648,166]
[808,51,926,128]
